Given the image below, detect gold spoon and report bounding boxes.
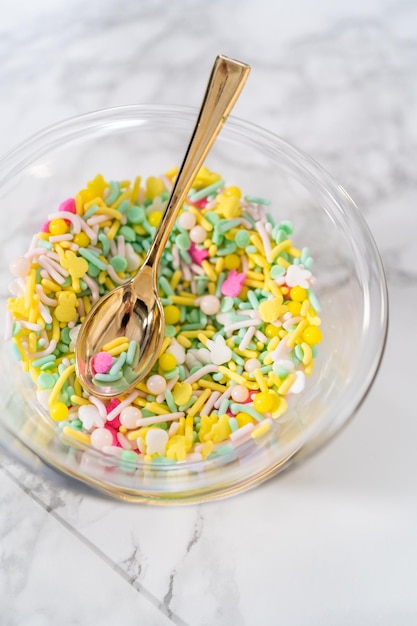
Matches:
[75,55,250,398]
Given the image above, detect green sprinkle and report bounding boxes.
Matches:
[179,395,198,412]
[32,354,56,368]
[87,262,101,277]
[245,245,257,254]
[118,226,136,242]
[247,290,259,309]
[219,398,229,415]
[204,212,220,225]
[279,220,294,234]
[270,265,286,279]
[12,322,21,337]
[118,199,130,214]
[106,180,121,204]
[93,372,123,382]
[159,276,174,296]
[216,242,237,256]
[83,204,99,220]
[308,289,321,312]
[98,233,110,256]
[78,248,107,270]
[165,367,180,380]
[176,232,191,251]
[37,372,55,389]
[164,325,177,338]
[295,345,304,361]
[229,417,238,432]
[126,340,138,366]
[110,255,128,272]
[216,218,241,234]
[235,230,250,248]
[179,249,191,264]
[220,297,234,312]
[127,205,146,224]
[229,403,264,422]
[119,450,138,472]
[244,195,271,205]
[109,351,127,375]
[189,179,224,202]
[37,239,53,249]
[164,389,177,413]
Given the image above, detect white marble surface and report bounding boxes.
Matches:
[1,1,417,624]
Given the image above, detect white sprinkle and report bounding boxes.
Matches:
[223,318,261,333]
[183,364,219,384]
[105,390,139,422]
[239,326,256,351]
[135,412,185,427]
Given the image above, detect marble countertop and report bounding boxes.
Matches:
[1,1,417,624]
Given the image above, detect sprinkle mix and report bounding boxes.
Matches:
[5,167,322,465]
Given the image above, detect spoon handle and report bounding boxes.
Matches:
[140,55,250,273]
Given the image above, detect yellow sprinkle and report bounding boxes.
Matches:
[208,282,216,295]
[134,381,150,394]
[201,260,217,281]
[215,258,224,274]
[270,240,292,260]
[62,427,91,446]
[198,379,227,393]
[181,330,215,339]
[301,342,313,365]
[268,372,283,389]
[217,366,247,385]
[177,417,185,436]
[159,336,171,356]
[208,244,217,258]
[84,197,105,211]
[286,320,308,347]
[186,388,212,420]
[277,257,290,269]
[272,397,288,419]
[200,440,214,459]
[73,378,82,396]
[197,333,208,346]
[41,279,61,293]
[304,361,314,377]
[176,334,192,348]
[131,176,141,202]
[237,348,259,359]
[267,336,280,352]
[278,373,296,395]
[107,220,120,239]
[251,420,271,439]
[244,279,265,289]
[48,364,76,406]
[145,402,171,416]
[170,270,182,290]
[251,254,269,269]
[253,368,268,393]
[52,317,60,343]
[110,189,131,210]
[289,246,301,258]
[300,299,310,317]
[187,205,213,231]
[102,336,129,352]
[169,295,197,306]
[70,395,90,406]
[75,193,84,215]
[185,412,194,449]
[96,206,123,220]
[133,397,147,408]
[127,426,150,441]
[249,233,265,255]
[107,343,129,357]
[227,360,237,372]
[104,278,115,291]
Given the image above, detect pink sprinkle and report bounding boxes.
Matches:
[107,415,121,429]
[59,198,76,214]
[91,351,113,374]
[190,198,208,208]
[189,242,209,265]
[41,221,50,233]
[106,398,121,414]
[221,269,246,297]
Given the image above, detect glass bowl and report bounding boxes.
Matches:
[0,105,388,503]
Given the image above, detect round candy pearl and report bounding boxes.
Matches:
[120,406,142,429]
[146,374,167,395]
[199,295,220,316]
[91,427,113,450]
[9,256,31,277]
[231,385,250,403]
[244,358,261,372]
[189,225,207,244]
[178,212,196,230]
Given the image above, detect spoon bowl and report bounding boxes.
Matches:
[75,55,250,397]
[76,265,164,397]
